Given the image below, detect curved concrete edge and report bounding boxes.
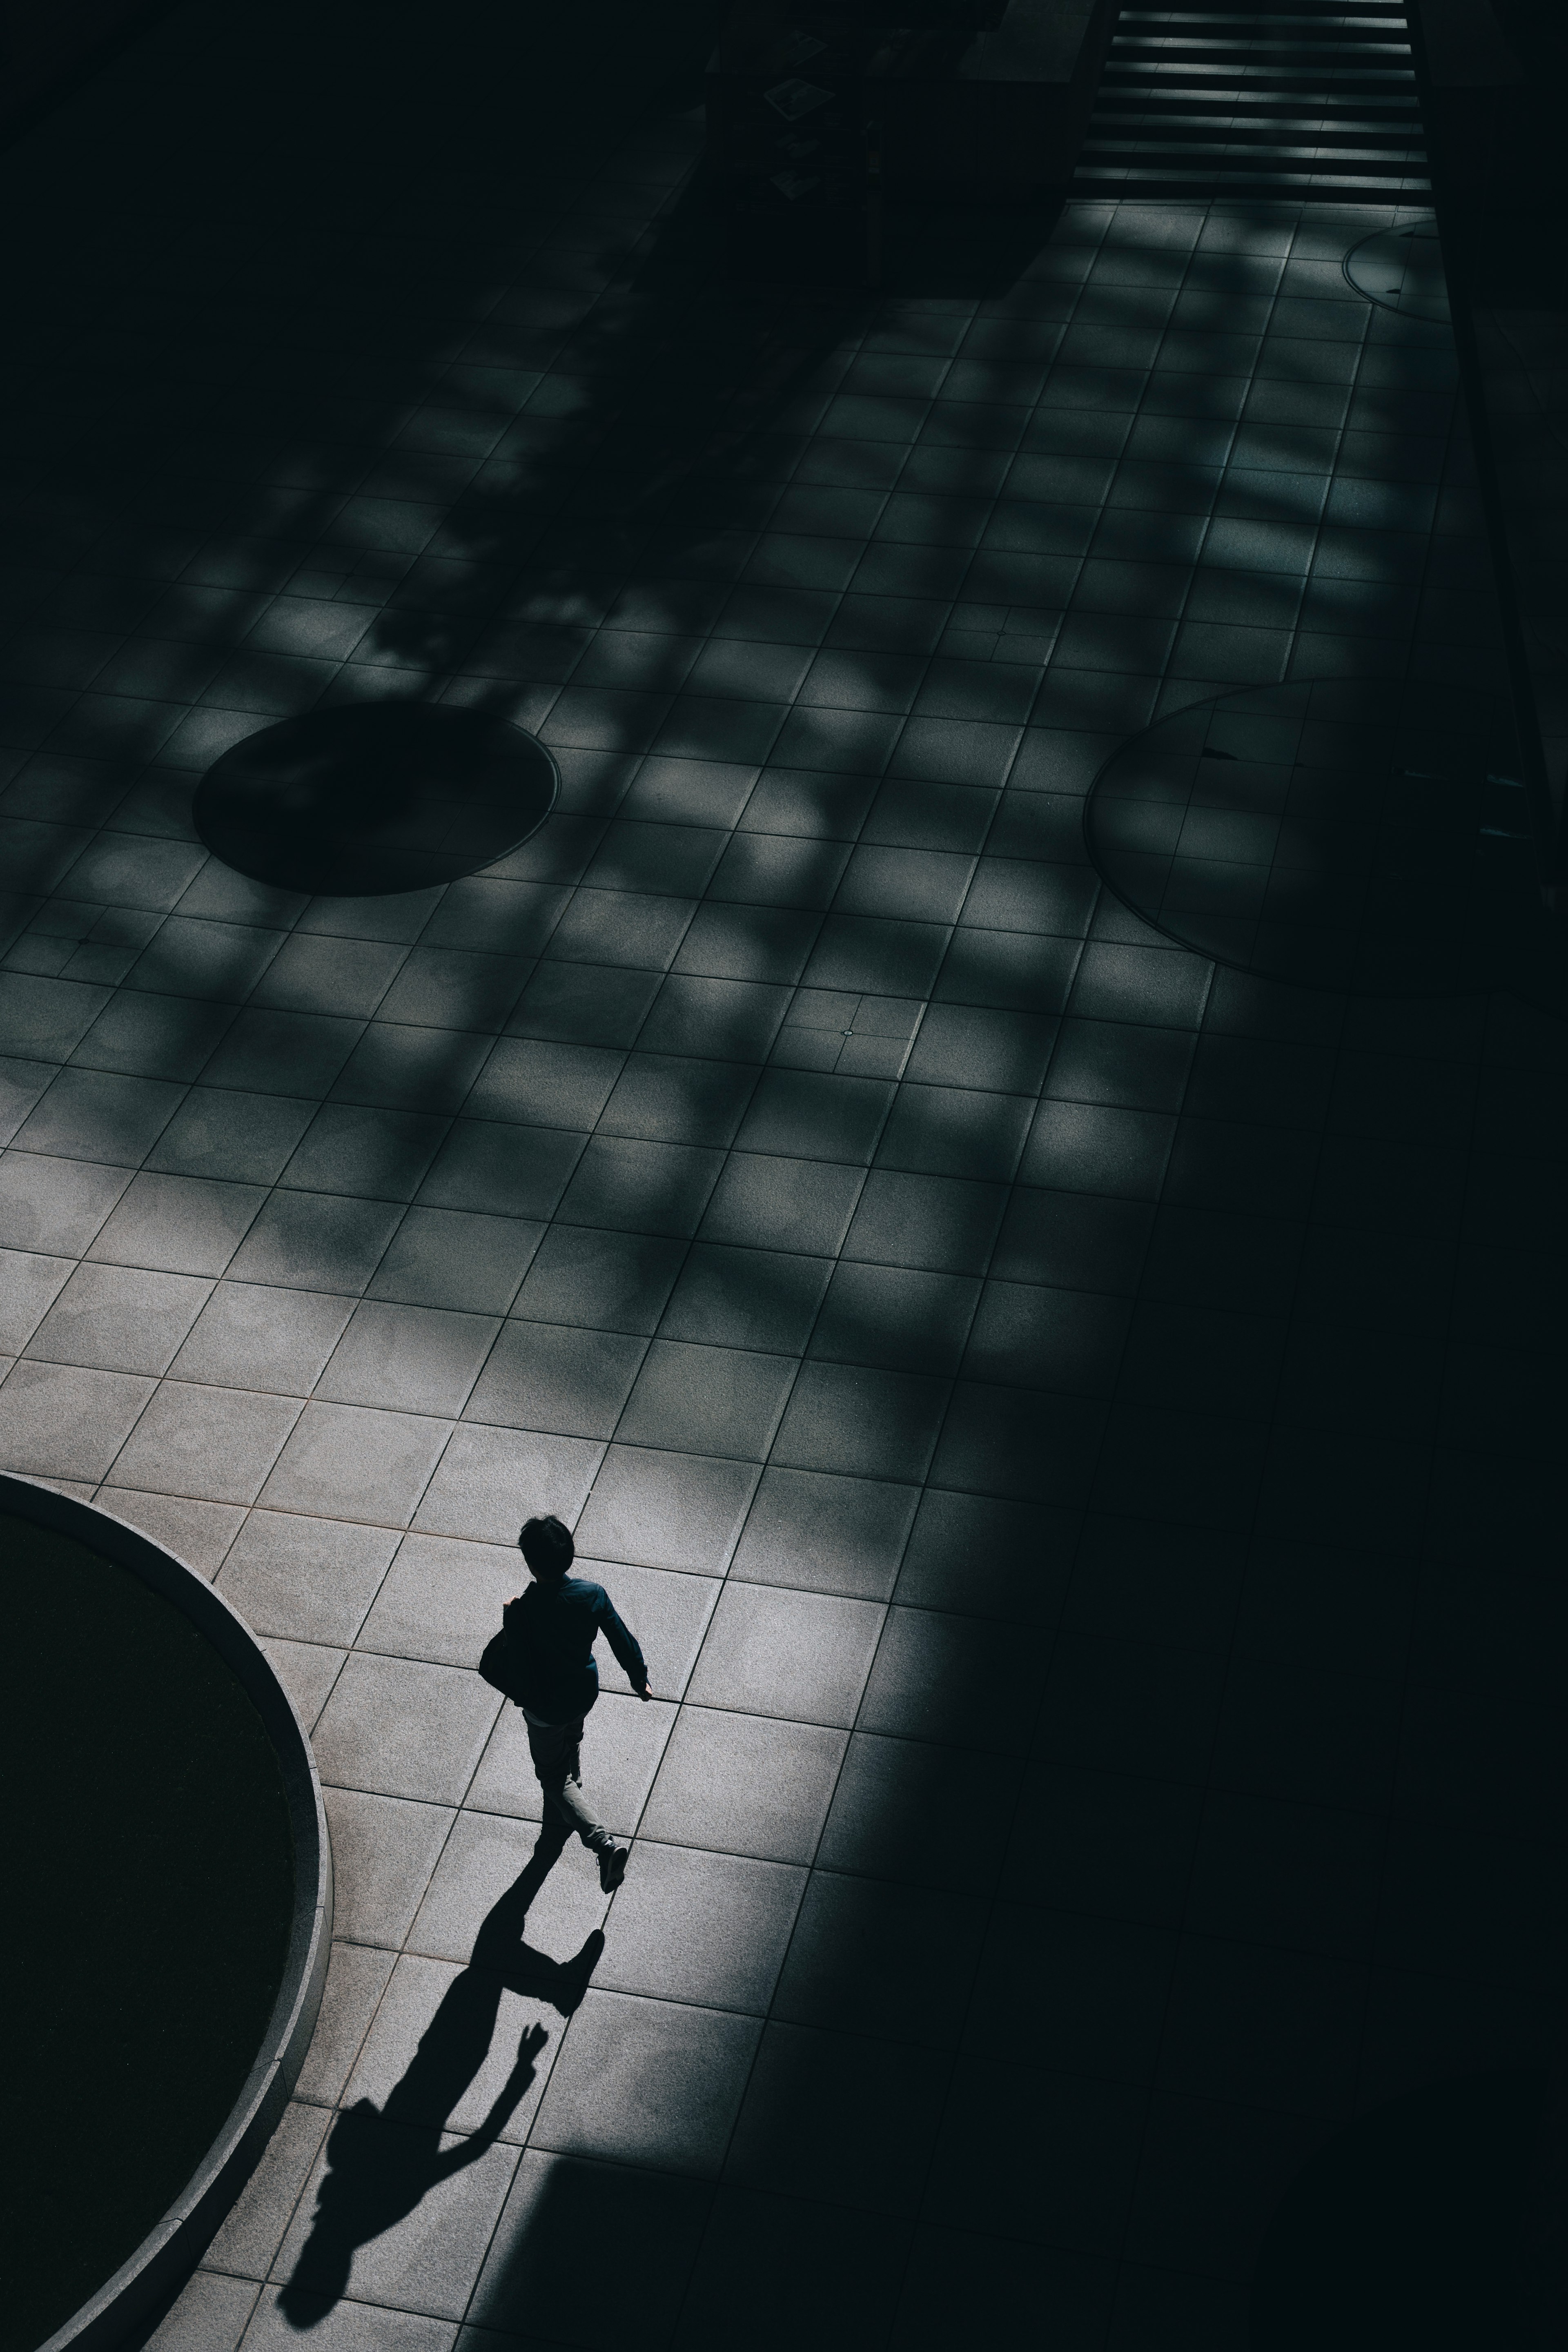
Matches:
[3,1475,333,2352]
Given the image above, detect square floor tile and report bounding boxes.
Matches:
[597,1054,757,1148]
[27,1261,209,1374]
[597,1844,806,2014]
[314,1651,500,1804]
[876,1082,1032,1182]
[771,1360,948,1482]
[809,1261,978,1376]
[672,2183,913,2352]
[770,1871,988,2047]
[280,1104,448,1203]
[614,1340,795,1461]
[641,1707,847,1862]
[341,1952,555,2145]
[272,2116,519,2325]
[688,1583,884,1726]
[657,1243,831,1354]
[463,1321,645,1439]
[731,1466,919,1600]
[319,1787,455,1947]
[107,1380,301,1504]
[723,2022,939,2218]
[147,1089,315,1184]
[357,1531,522,1667]
[218,1511,399,1645]
[817,1732,1015,1893]
[203,2097,332,2283]
[531,1991,762,2175]
[259,1401,450,1524]
[223,1192,404,1294]
[416,1118,584,1220]
[0,1358,154,1481]
[406,1809,608,1967]
[169,1282,353,1395]
[737,1068,893,1165]
[556,1136,724,1239]
[510,1225,686,1336]
[87,1172,268,1276]
[895,1486,1071,1622]
[0,1152,130,1255]
[469,2149,710,2346]
[318,1301,500,1417]
[574,1446,759,1573]
[859,1606,1032,1754]
[412,1425,604,1545]
[698,1153,864,1256]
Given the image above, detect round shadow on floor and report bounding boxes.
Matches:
[1251,2071,1548,2352]
[1083,676,1567,999]
[194,703,558,896]
[2,1476,329,2352]
[1344,223,1450,323]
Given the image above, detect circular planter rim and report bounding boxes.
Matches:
[4,1472,332,2352]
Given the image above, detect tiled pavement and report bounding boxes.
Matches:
[2,4,1565,2349]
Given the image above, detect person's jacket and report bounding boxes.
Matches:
[502,1575,646,1722]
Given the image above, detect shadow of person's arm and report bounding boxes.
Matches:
[432,2023,548,2178]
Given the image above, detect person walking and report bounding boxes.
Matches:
[491,1512,649,1893]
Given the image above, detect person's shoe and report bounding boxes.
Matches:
[597,1842,629,1894]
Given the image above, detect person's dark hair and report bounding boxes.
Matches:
[519,1514,575,1578]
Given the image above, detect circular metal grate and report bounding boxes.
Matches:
[1085,678,1535,996]
[1343,223,1450,324]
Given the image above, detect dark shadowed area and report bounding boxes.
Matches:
[3,1513,293,2352]
[1,4,1566,2350]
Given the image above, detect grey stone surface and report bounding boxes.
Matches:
[0,1248,73,1352]
[143,2270,260,2352]
[218,1511,400,1643]
[407,1813,608,1966]
[641,1708,847,1863]
[86,1172,268,1276]
[97,1487,244,1575]
[319,1790,455,1947]
[686,1582,885,1726]
[293,1939,399,2107]
[273,2124,519,2323]
[26,1261,211,1374]
[258,1402,450,1524]
[312,1653,500,1804]
[342,1954,560,2143]
[0,1360,155,1481]
[530,1991,762,2174]
[205,2100,331,2283]
[108,1381,301,1505]
[171,1283,354,1396]
[596,1843,806,2013]
[259,1636,346,1731]
[3,40,1545,2343]
[412,1425,603,1545]
[357,1532,521,1667]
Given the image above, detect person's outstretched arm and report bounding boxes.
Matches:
[595,1589,649,1698]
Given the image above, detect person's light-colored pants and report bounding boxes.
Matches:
[521,1706,610,1850]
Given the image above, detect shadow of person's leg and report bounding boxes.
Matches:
[470,1819,572,1971]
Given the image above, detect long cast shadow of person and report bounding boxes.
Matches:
[278,1822,600,2327]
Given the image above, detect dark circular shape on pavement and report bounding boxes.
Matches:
[1343,223,1450,323]
[194,703,559,896]
[1085,677,1540,996]
[2,1477,330,2352]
